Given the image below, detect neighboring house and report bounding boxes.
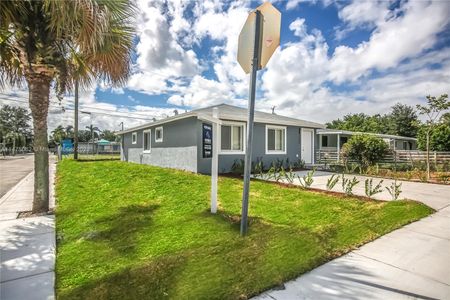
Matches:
[118,104,325,174]
[317,129,418,162]
[97,139,120,154]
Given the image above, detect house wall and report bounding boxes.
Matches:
[122,117,198,172]
[395,139,417,150]
[197,120,315,174]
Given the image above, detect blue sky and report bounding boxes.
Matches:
[1,0,449,131]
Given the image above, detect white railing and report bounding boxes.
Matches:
[316,149,450,163]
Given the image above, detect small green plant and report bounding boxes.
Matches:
[277,166,286,182]
[265,166,276,181]
[438,173,449,184]
[231,159,245,175]
[386,181,402,200]
[298,168,315,188]
[254,160,264,178]
[284,166,296,184]
[326,174,339,190]
[364,178,384,199]
[294,158,305,169]
[343,176,360,196]
[341,173,348,191]
[419,171,428,182]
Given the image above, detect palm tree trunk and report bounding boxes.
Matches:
[27,75,51,213]
[74,79,79,159]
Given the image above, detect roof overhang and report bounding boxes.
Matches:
[317,129,417,141]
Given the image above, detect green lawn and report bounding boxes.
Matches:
[55,160,433,299]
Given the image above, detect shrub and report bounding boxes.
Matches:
[341,135,389,171]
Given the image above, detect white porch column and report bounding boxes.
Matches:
[337,134,340,162]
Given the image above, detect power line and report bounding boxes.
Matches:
[0,97,160,121]
[0,94,166,119]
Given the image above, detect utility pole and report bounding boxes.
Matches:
[74,79,79,159]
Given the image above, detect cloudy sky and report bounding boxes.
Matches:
[1,0,449,132]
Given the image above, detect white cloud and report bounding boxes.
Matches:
[258,2,450,123]
[329,0,450,83]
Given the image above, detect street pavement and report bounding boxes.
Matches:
[0,154,34,198]
[253,171,450,300]
[0,156,56,300]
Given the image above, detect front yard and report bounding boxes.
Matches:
[55,160,433,299]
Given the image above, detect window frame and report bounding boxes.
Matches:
[265,125,287,155]
[143,129,151,153]
[131,132,137,144]
[219,121,246,155]
[155,126,163,143]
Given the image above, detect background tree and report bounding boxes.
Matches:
[0,0,135,213]
[85,125,101,141]
[326,103,419,137]
[387,103,419,137]
[0,105,32,153]
[51,125,67,144]
[100,129,117,142]
[416,94,450,180]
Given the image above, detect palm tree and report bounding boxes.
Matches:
[51,125,66,144]
[85,124,101,154]
[0,1,135,213]
[65,125,74,139]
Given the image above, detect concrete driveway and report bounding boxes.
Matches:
[253,172,450,300]
[0,154,34,198]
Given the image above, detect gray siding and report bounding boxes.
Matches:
[122,117,320,174]
[197,121,316,174]
[122,117,198,172]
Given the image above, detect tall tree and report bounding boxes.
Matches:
[0,0,135,213]
[326,113,389,134]
[85,125,101,141]
[416,94,450,180]
[100,129,117,142]
[387,103,419,137]
[0,105,32,153]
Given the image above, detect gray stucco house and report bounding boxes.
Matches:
[118,104,324,174]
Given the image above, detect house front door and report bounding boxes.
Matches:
[301,129,314,164]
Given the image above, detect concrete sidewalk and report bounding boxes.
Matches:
[0,157,56,300]
[254,173,450,300]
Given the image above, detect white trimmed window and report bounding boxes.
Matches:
[266,125,286,154]
[155,127,163,143]
[220,122,245,154]
[143,130,151,153]
[132,132,137,144]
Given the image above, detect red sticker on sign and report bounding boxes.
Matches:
[265,36,273,47]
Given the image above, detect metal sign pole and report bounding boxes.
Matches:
[240,10,263,236]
